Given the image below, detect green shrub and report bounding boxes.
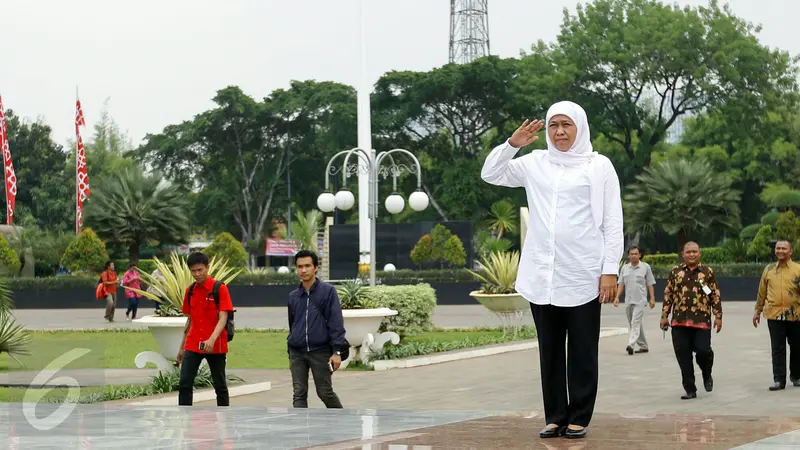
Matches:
[699,247,730,264]
[0,235,20,275]
[410,234,433,267]
[642,253,679,265]
[762,211,781,227]
[60,228,109,273]
[442,235,467,267]
[747,225,774,261]
[740,223,763,240]
[204,232,248,268]
[362,284,437,337]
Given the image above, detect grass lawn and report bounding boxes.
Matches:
[1,328,532,373]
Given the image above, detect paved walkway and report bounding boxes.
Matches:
[195,302,799,419]
[11,304,524,330]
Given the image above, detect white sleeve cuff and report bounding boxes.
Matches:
[602,262,619,276]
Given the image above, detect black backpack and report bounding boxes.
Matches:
[188,280,236,342]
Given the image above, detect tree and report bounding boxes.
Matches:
[410,234,433,268]
[204,232,248,268]
[775,211,800,248]
[487,199,517,238]
[2,110,72,231]
[61,228,109,273]
[624,158,741,251]
[442,235,467,267]
[83,168,190,263]
[548,0,799,170]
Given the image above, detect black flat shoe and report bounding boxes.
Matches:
[769,382,786,391]
[626,345,633,355]
[539,425,565,438]
[791,378,800,387]
[681,391,697,400]
[564,427,587,439]
[635,349,649,353]
[704,376,713,392]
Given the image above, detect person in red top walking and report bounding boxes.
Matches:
[177,252,234,406]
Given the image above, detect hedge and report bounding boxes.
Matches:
[3,263,780,292]
[642,246,730,266]
[362,283,437,338]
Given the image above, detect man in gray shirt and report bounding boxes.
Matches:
[614,246,656,355]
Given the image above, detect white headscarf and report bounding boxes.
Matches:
[544,101,606,228]
[545,101,597,167]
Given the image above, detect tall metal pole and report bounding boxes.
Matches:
[357,0,373,277]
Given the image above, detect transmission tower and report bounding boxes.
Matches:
[449,0,490,64]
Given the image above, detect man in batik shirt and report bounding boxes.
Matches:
[661,241,723,400]
[754,240,800,391]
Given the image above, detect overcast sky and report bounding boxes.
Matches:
[2,0,798,148]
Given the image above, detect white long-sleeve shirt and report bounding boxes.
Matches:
[481,140,624,307]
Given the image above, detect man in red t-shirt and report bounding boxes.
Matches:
[177,252,234,406]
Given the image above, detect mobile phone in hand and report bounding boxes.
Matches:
[199,342,205,350]
[328,362,334,372]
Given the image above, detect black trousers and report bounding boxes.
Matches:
[530,298,601,428]
[767,319,800,384]
[289,348,343,408]
[671,326,713,393]
[178,350,229,406]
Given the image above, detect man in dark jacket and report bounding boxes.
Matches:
[287,250,346,408]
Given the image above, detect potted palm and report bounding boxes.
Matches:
[468,250,529,314]
[335,279,398,366]
[123,252,241,363]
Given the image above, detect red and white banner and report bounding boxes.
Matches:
[265,238,300,256]
[0,96,16,225]
[75,98,90,234]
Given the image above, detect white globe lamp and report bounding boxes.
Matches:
[316,192,336,213]
[384,193,405,214]
[408,189,429,212]
[278,266,290,273]
[383,263,396,272]
[334,188,355,211]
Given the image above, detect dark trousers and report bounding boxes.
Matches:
[671,325,713,393]
[289,348,343,408]
[767,319,800,384]
[178,350,229,406]
[126,296,139,319]
[530,298,601,428]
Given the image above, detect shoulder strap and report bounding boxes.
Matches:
[187,282,196,307]
[212,280,223,308]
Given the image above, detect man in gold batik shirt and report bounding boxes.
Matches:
[754,240,800,391]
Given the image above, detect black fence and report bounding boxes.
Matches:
[11,277,761,309]
[328,221,475,280]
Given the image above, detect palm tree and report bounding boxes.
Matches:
[624,158,741,252]
[84,168,191,263]
[488,199,517,238]
[0,279,31,364]
[290,209,323,251]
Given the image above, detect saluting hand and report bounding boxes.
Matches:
[509,119,544,148]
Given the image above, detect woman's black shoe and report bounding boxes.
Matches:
[565,427,587,439]
[539,425,565,438]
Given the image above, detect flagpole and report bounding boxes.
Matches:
[75,86,80,236]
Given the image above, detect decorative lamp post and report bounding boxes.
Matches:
[317,148,428,286]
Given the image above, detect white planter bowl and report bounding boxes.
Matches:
[342,307,397,345]
[468,291,529,313]
[133,315,187,362]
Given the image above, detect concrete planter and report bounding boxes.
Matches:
[341,307,400,367]
[132,315,187,371]
[468,291,529,313]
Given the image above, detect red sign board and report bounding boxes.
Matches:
[265,238,300,256]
